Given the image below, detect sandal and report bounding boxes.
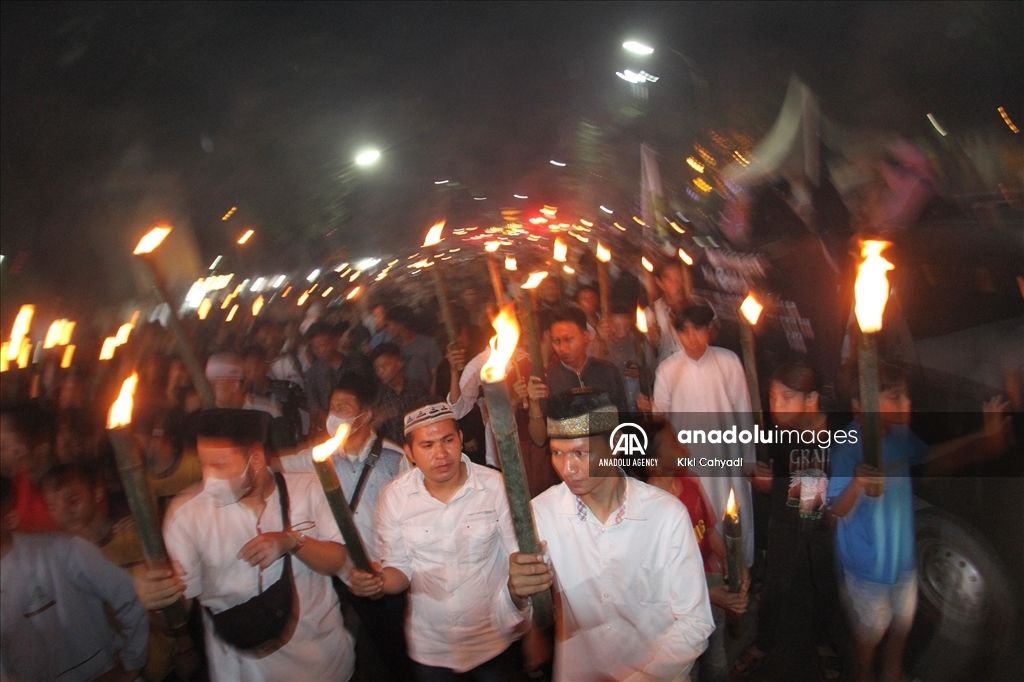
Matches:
[727,646,768,680]
[815,647,841,682]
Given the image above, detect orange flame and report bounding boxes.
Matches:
[44,320,66,349]
[641,256,654,273]
[108,373,138,429]
[198,298,212,320]
[237,229,254,245]
[252,296,265,316]
[422,220,446,248]
[312,423,351,462]
[226,304,239,322]
[678,248,693,266]
[59,321,75,346]
[0,343,8,372]
[16,341,31,369]
[596,242,611,263]
[133,226,171,255]
[60,345,75,369]
[553,238,568,263]
[725,487,738,521]
[485,241,500,253]
[505,256,517,271]
[854,240,894,334]
[99,337,118,361]
[481,304,520,382]
[522,271,549,290]
[740,294,763,325]
[8,305,34,361]
[114,322,133,346]
[346,286,362,301]
[636,305,649,333]
[297,291,310,306]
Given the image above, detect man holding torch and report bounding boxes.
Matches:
[506,390,714,681]
[348,401,528,679]
[136,408,355,681]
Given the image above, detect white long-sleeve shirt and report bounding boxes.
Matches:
[509,479,714,681]
[652,345,756,566]
[447,347,529,469]
[645,298,683,362]
[1,533,150,682]
[376,455,525,672]
[163,472,355,681]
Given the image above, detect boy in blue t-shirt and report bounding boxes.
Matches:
[829,364,1009,682]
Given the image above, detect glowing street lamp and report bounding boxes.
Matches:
[355,149,381,166]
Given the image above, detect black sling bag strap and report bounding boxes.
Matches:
[349,431,385,513]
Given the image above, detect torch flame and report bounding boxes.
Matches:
[312,423,351,463]
[725,487,738,521]
[16,341,31,369]
[485,241,500,253]
[505,256,517,271]
[252,295,265,316]
[237,229,254,245]
[481,304,520,382]
[678,248,693,266]
[297,291,310,306]
[553,238,568,263]
[522,271,549,290]
[8,305,34,361]
[226,304,239,322]
[636,305,649,334]
[854,240,894,334]
[740,294,763,326]
[0,343,8,372]
[198,298,212,320]
[641,256,654,273]
[596,242,611,263]
[422,220,446,248]
[99,337,118,361]
[114,323,133,346]
[346,286,362,301]
[60,345,75,369]
[108,373,138,429]
[133,226,171,255]
[59,321,75,346]
[44,320,66,349]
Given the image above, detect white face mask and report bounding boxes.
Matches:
[326,411,367,437]
[203,458,257,507]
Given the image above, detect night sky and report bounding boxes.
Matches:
[2,2,1021,314]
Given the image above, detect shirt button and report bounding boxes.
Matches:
[601,560,608,566]
[603,593,609,598]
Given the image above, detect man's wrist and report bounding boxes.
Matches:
[288,531,306,554]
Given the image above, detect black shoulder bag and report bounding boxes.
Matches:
[349,431,385,513]
[207,472,297,652]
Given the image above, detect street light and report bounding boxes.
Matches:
[354,149,381,166]
[623,40,654,55]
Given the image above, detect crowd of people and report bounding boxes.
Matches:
[0,254,1011,682]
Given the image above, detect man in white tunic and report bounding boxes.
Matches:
[644,302,757,567]
[138,408,355,681]
[507,390,714,681]
[349,402,527,678]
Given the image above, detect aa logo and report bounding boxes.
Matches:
[609,423,649,456]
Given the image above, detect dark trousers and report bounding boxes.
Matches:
[415,641,524,682]
[756,517,840,656]
[337,581,414,681]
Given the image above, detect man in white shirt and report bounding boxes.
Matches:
[349,402,527,679]
[276,375,412,680]
[644,261,691,362]
[138,409,355,681]
[1,475,150,682]
[644,302,757,568]
[507,390,714,681]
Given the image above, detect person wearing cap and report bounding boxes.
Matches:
[506,390,714,681]
[135,408,355,681]
[348,401,527,679]
[206,353,295,452]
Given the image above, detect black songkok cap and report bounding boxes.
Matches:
[197,408,268,448]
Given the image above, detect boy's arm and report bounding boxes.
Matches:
[924,397,1011,476]
[830,464,880,518]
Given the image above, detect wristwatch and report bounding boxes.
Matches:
[289,530,307,553]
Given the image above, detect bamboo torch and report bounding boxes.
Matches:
[107,374,189,629]
[723,487,745,636]
[596,242,612,322]
[738,294,765,430]
[310,424,379,587]
[484,241,506,307]
[133,226,215,408]
[480,305,554,629]
[634,305,653,403]
[854,240,894,497]
[552,237,568,303]
[519,271,549,378]
[423,221,464,371]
